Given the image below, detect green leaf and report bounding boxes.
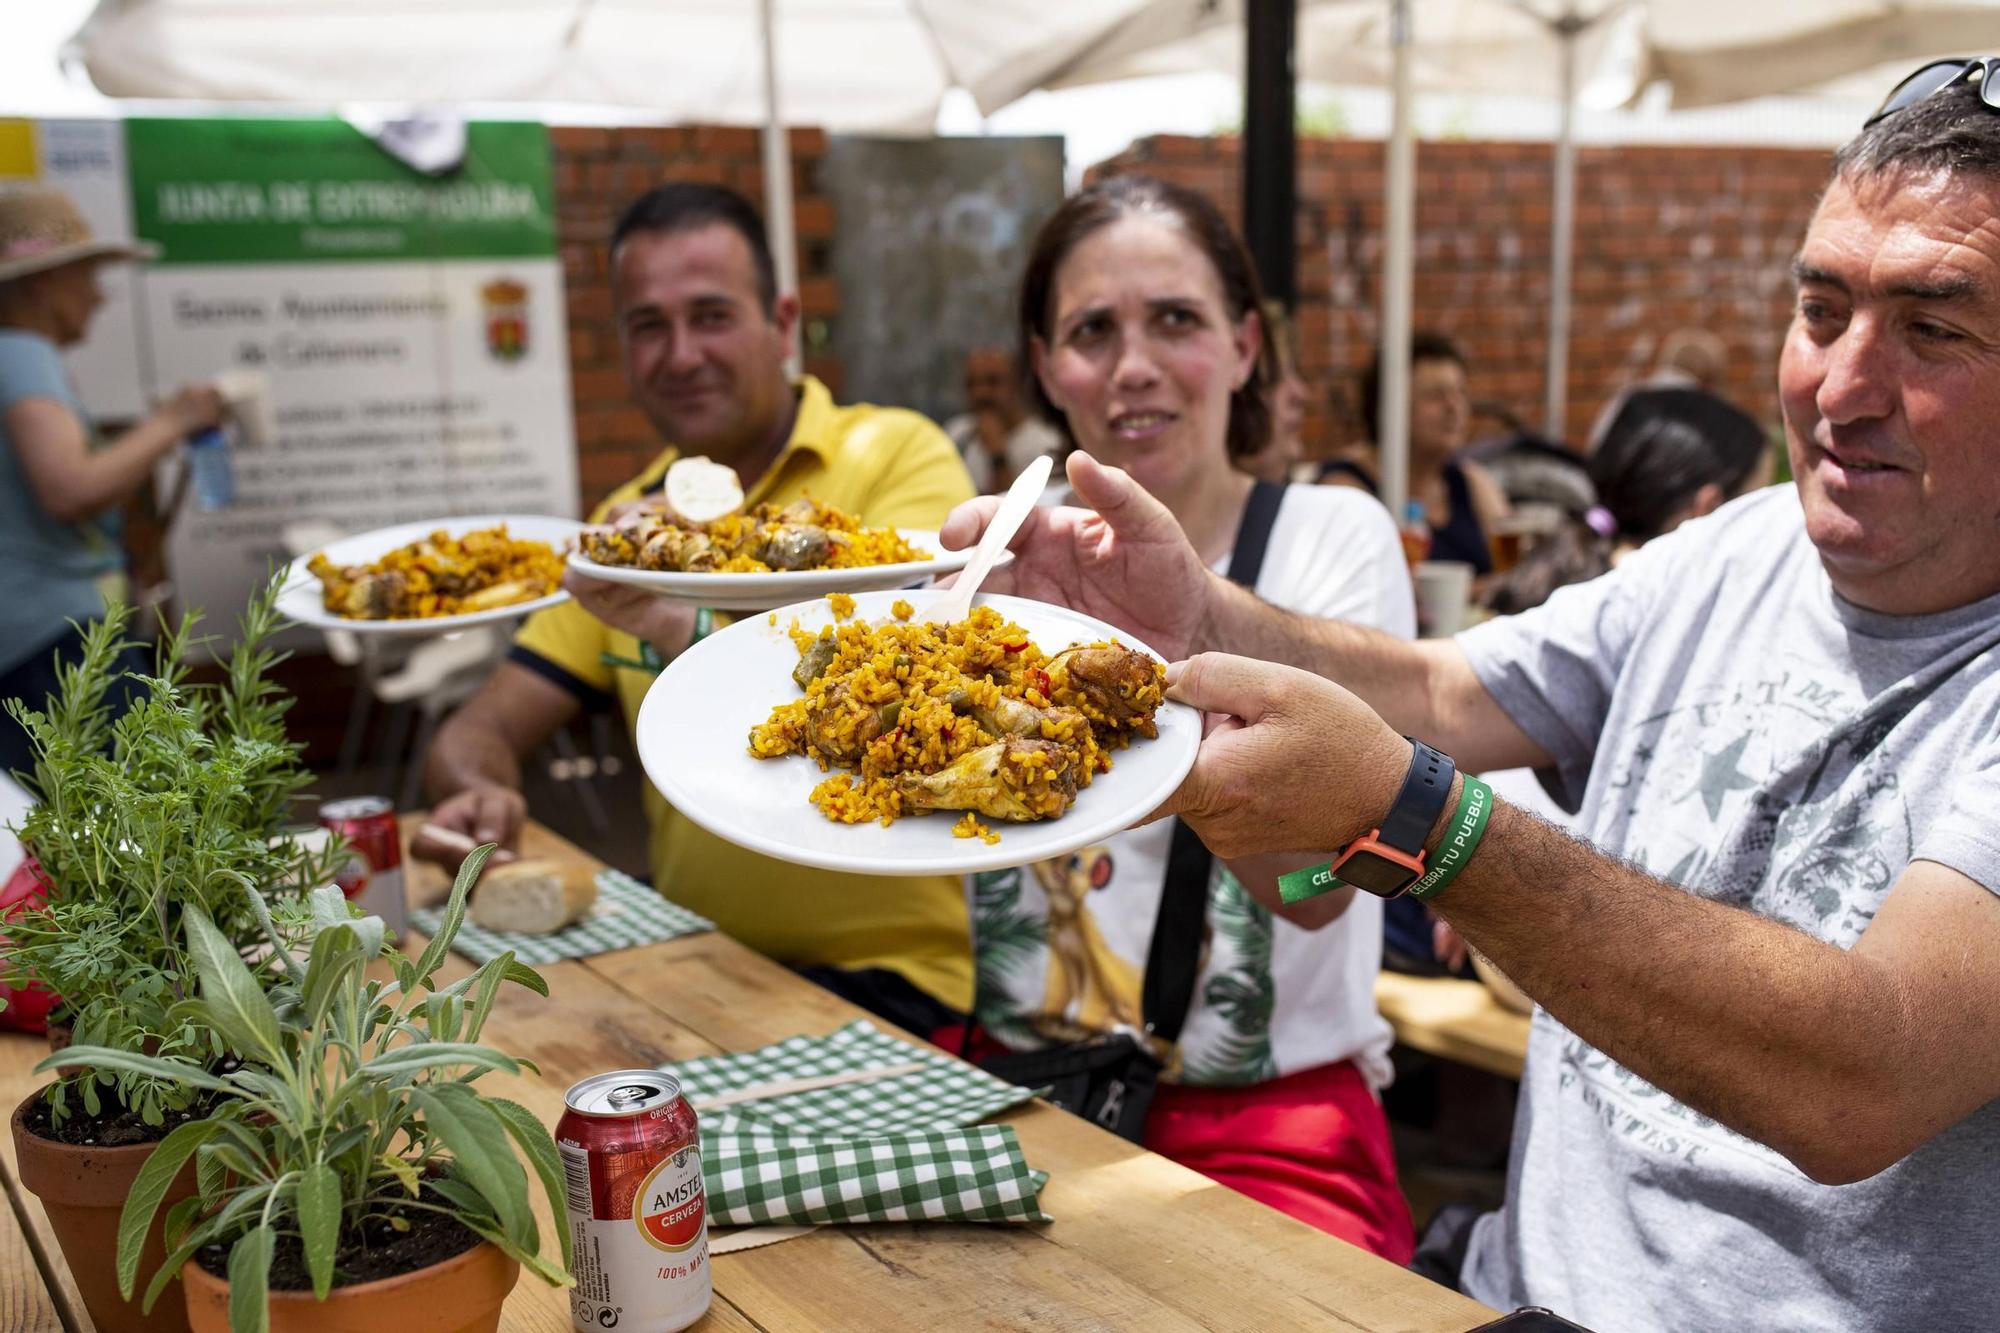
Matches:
[485,1096,573,1274]
[227,1224,272,1333]
[117,1117,223,1299]
[183,902,285,1066]
[142,1218,225,1315]
[411,1084,531,1246]
[161,1194,204,1251]
[239,888,300,981]
[412,843,493,988]
[300,923,365,1028]
[502,959,550,997]
[379,1152,423,1198]
[455,1215,576,1290]
[461,952,514,1045]
[197,1146,229,1204]
[363,1043,521,1080]
[34,1045,233,1094]
[297,1163,340,1301]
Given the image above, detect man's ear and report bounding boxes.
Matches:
[1689,481,1726,518]
[771,292,802,347]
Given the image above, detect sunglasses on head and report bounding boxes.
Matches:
[1866,56,2000,128]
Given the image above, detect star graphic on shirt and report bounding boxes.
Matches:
[1690,732,1759,821]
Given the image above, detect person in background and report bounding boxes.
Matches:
[1237,300,1309,484]
[1318,331,1511,573]
[1483,385,1772,616]
[0,187,224,780]
[1650,326,1729,396]
[418,182,978,1036]
[968,175,1417,1259]
[943,346,1063,494]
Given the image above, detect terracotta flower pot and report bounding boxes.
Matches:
[10,1086,197,1333]
[181,1238,519,1333]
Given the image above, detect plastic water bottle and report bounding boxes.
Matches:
[1399,499,1432,567]
[186,426,236,511]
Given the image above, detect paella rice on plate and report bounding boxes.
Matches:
[306,524,564,620]
[749,600,1166,842]
[578,496,925,575]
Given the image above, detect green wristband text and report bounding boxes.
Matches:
[1409,776,1493,901]
[1278,860,1343,904]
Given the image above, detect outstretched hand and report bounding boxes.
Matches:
[938,452,1218,660]
[1156,653,1409,861]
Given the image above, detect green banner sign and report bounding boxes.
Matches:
[126,118,556,263]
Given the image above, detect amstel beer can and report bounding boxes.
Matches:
[557,1071,712,1332]
[317,796,407,937]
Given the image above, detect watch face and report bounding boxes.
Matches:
[1333,848,1419,897]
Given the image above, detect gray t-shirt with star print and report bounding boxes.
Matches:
[1452,483,2000,1333]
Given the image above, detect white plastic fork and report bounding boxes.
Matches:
[921,452,1053,626]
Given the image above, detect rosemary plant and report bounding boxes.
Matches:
[4,575,341,1126]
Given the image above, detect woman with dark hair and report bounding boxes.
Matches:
[1319,331,1512,573]
[1483,386,1772,616]
[968,173,1418,1260]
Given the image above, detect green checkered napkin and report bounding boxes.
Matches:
[665,1020,1050,1226]
[409,868,713,965]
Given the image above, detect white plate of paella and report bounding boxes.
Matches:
[635,590,1200,876]
[277,514,581,637]
[564,494,1002,612]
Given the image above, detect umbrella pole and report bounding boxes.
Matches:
[1243,0,1298,309]
[1379,0,1415,521]
[1544,17,1578,442]
[759,0,802,371]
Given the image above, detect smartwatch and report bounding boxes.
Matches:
[1325,739,1455,898]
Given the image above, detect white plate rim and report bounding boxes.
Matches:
[635,590,1199,877]
[565,528,1004,610]
[277,513,582,636]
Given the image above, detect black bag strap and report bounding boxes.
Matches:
[1142,480,1287,1045]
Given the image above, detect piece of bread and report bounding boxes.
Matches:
[663,455,744,524]
[471,859,598,934]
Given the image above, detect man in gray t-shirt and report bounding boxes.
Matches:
[940,66,2000,1333]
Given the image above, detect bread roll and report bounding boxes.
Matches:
[663,455,744,523]
[471,859,597,934]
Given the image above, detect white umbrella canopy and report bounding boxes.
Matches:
[69,0,1149,132]
[1044,0,1637,101]
[1043,0,2000,505]
[1641,2,2000,109]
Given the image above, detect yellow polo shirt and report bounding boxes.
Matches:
[513,377,978,1009]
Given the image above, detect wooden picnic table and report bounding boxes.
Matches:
[1373,972,1532,1081]
[1,817,1499,1332]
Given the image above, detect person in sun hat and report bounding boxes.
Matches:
[0,186,226,782]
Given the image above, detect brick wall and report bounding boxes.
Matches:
[1090,135,1833,452]
[549,125,842,510]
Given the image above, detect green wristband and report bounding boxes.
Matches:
[1278,860,1343,904]
[1408,776,1493,901]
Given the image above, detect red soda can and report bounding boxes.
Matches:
[557,1071,711,1332]
[317,796,407,937]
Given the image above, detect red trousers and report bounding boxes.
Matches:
[1144,1060,1415,1264]
[939,1024,1413,1264]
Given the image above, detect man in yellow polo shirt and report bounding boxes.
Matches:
[418,182,976,1031]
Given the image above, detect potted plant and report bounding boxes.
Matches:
[5,580,339,1333]
[46,845,573,1333]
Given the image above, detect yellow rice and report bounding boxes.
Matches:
[749,600,1166,832]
